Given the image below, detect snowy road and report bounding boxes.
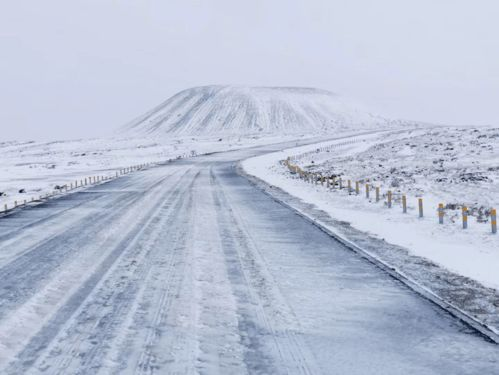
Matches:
[0,143,498,374]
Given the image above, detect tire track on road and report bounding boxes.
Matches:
[210,167,321,375]
[0,171,184,323]
[1,168,194,374]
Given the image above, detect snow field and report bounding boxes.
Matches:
[0,133,311,214]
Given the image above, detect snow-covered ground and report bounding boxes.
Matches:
[242,128,499,290]
[1,145,498,373]
[2,83,499,371]
[303,126,499,218]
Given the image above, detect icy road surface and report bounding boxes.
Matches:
[0,143,498,374]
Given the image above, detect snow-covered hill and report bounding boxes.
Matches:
[122,86,408,137]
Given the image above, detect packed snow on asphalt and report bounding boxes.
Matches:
[0,141,498,374]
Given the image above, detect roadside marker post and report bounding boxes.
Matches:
[438,203,444,224]
[491,209,497,234]
[4,204,7,212]
[280,153,497,235]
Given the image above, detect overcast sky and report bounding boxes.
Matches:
[1,0,498,141]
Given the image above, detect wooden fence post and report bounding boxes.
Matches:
[491,209,497,234]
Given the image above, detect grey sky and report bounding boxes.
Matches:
[1,0,498,141]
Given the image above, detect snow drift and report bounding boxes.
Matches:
[122,86,408,137]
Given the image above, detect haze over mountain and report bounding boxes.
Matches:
[122,86,411,137]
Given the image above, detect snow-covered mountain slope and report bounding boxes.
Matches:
[122,86,410,137]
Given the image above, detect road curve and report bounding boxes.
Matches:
[0,142,498,374]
